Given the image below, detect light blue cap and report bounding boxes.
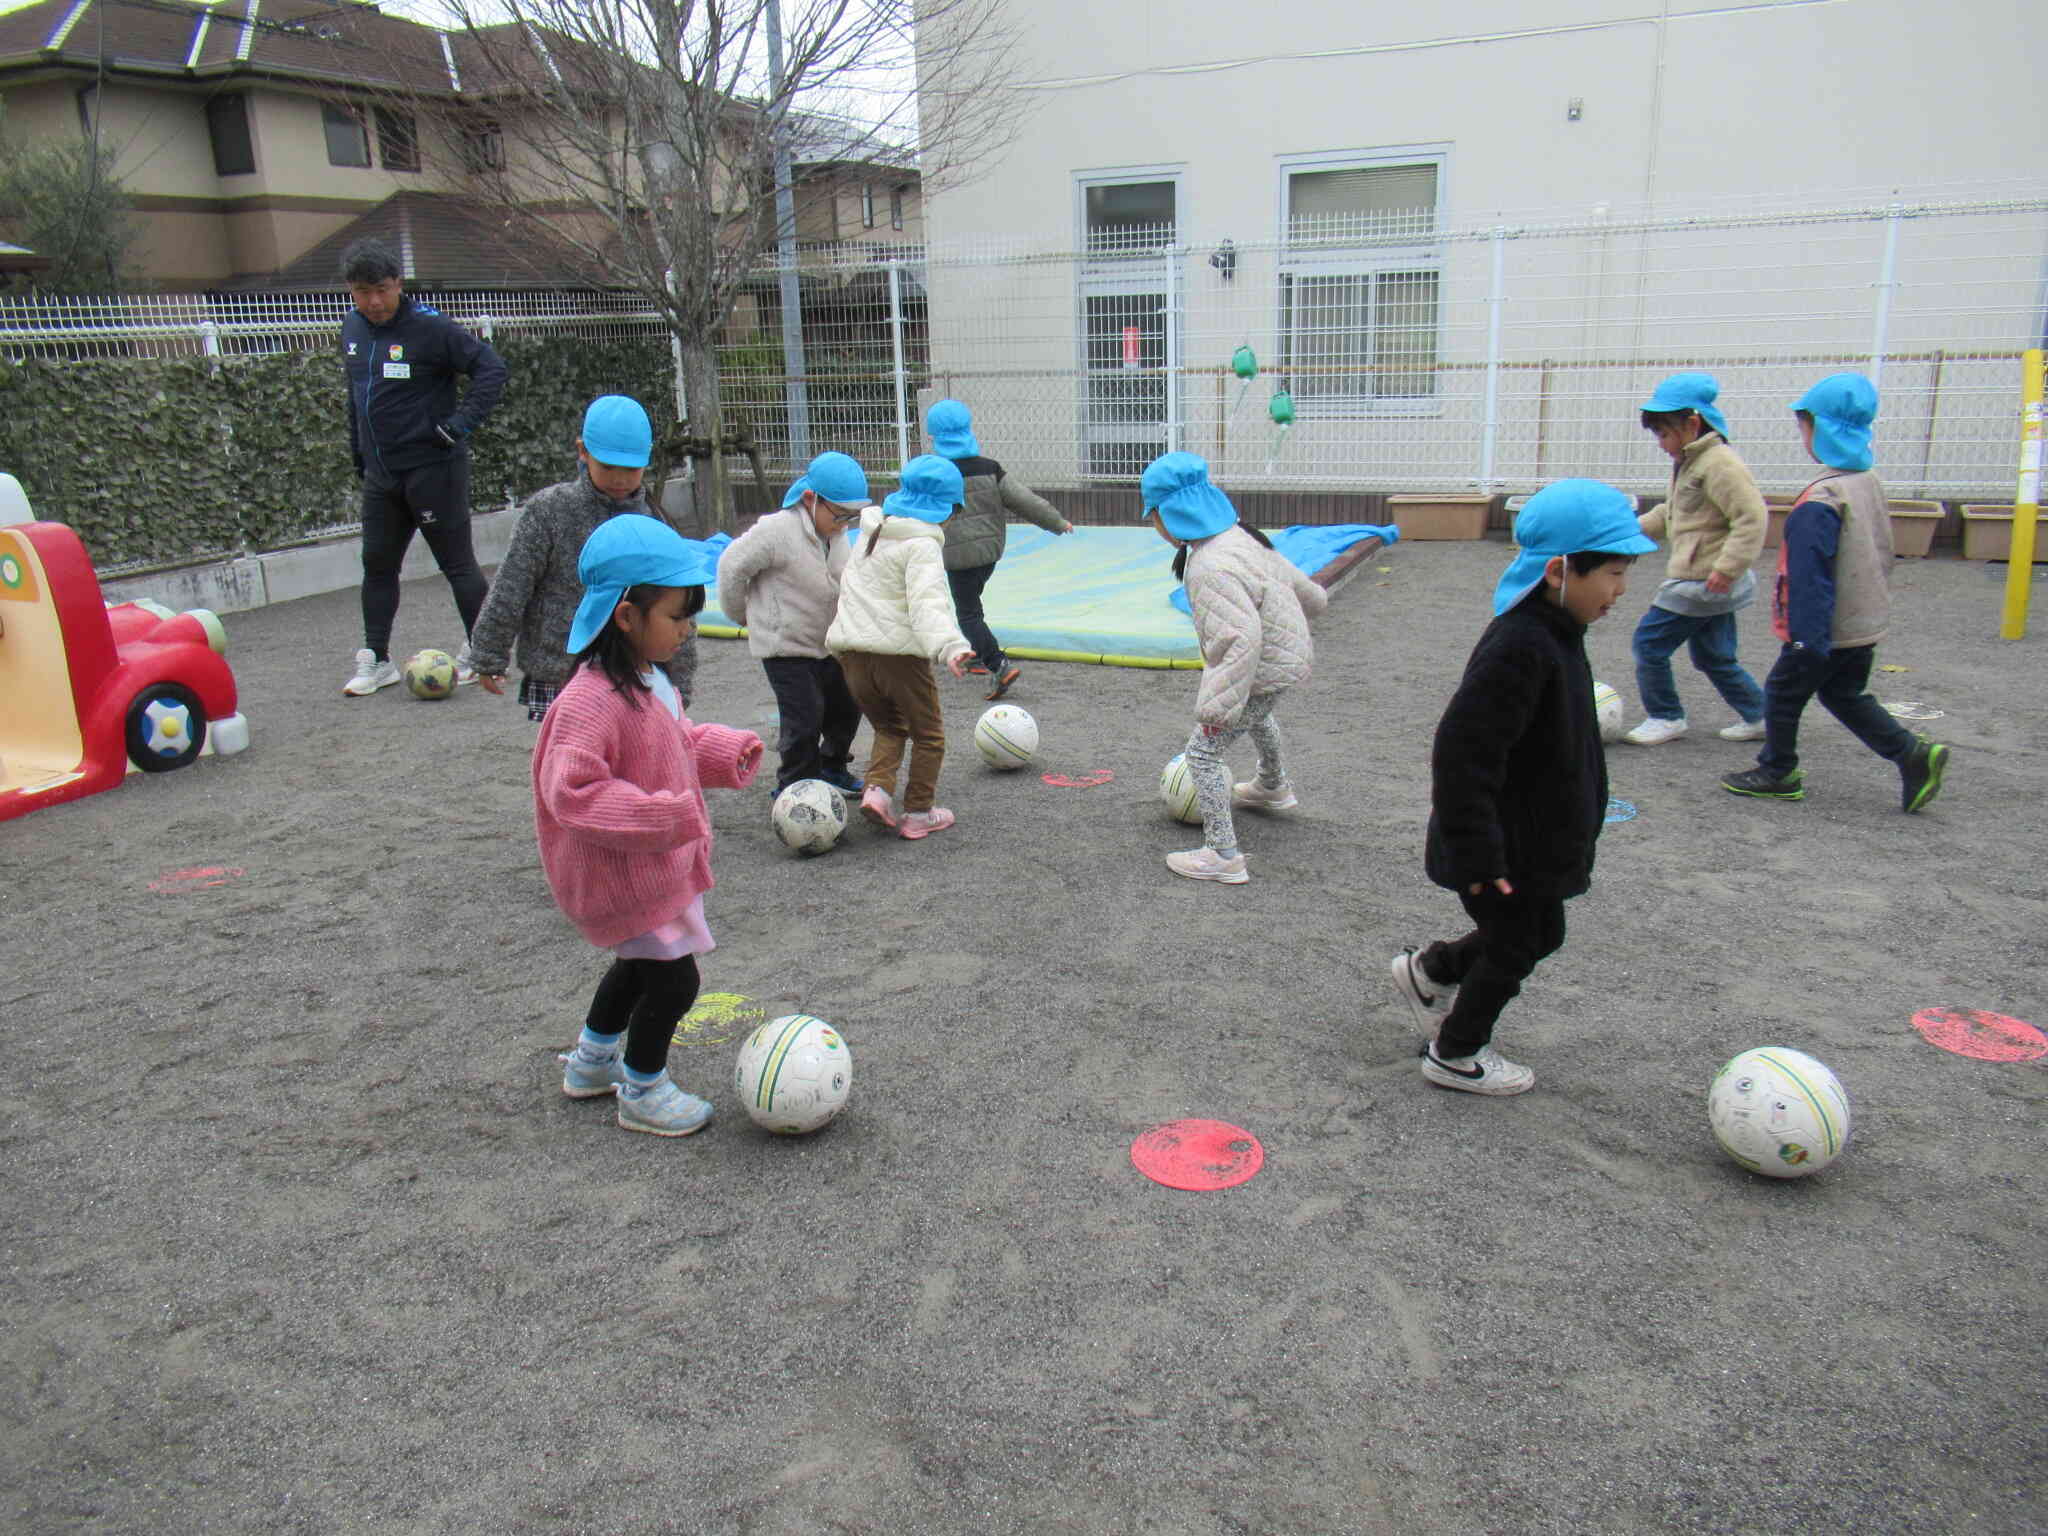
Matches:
[925,398,980,459]
[1792,373,1878,472]
[567,514,719,653]
[1641,372,1730,440]
[1492,479,1658,616]
[883,455,964,523]
[1139,451,1238,542]
[581,395,653,468]
[780,451,871,508]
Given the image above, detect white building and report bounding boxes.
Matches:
[914,0,2048,501]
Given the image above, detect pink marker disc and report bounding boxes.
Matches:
[148,865,245,893]
[1041,769,1115,788]
[1130,1119,1264,1190]
[1910,1007,2046,1063]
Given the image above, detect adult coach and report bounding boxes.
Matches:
[339,238,508,696]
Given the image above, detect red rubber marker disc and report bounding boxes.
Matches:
[1041,769,1115,788]
[1911,1007,2047,1063]
[1130,1119,1264,1191]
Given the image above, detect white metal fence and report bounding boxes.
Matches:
[3,194,2043,505]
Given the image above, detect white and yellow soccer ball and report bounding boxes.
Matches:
[1593,681,1625,743]
[1160,753,1201,824]
[771,779,847,856]
[1708,1046,1852,1178]
[402,648,458,700]
[974,705,1039,769]
[734,1014,852,1134]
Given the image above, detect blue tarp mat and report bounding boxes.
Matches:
[701,523,1393,665]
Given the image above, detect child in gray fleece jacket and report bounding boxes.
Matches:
[714,451,871,795]
[468,396,699,720]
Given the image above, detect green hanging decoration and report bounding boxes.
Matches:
[1229,343,1259,415]
[1265,388,1295,473]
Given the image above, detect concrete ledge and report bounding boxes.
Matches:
[99,508,519,614]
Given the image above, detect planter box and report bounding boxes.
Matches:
[1959,504,2048,562]
[1887,500,1943,558]
[1386,493,1491,541]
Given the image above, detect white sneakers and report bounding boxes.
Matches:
[1621,715,1687,746]
[1231,779,1299,811]
[453,642,478,687]
[342,648,401,696]
[1622,715,1762,744]
[1420,1042,1536,1096]
[1166,847,1249,884]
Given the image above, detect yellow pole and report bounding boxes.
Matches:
[1998,348,2043,639]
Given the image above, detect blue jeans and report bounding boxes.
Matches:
[1758,642,1915,778]
[1631,604,1763,723]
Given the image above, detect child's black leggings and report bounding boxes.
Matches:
[586,955,701,1076]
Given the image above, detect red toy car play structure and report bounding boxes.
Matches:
[1,478,249,823]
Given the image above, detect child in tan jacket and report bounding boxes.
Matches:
[1624,372,1768,747]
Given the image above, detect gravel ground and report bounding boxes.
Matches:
[2,538,2044,1535]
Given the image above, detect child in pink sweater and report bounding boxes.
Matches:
[536,515,764,1137]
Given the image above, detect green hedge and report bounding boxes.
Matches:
[0,334,672,569]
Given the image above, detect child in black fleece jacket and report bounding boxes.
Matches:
[1389,480,1656,1096]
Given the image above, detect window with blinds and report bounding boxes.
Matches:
[1279,156,1443,406]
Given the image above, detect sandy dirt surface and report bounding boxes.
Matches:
[3,538,2044,1534]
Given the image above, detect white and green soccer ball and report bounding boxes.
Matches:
[734,1014,851,1135]
[974,705,1038,769]
[1708,1046,1851,1178]
[1160,753,1201,824]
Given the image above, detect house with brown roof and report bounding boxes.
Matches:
[0,0,920,290]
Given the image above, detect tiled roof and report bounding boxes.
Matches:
[227,189,609,289]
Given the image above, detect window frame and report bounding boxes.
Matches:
[861,184,876,228]
[889,185,906,231]
[205,92,256,178]
[375,106,419,174]
[321,101,372,169]
[460,120,504,174]
[1274,145,1449,419]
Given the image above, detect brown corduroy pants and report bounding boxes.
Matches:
[836,650,947,813]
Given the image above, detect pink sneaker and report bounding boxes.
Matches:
[859,784,897,829]
[898,807,955,840]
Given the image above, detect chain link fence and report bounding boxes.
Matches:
[2,194,2041,560]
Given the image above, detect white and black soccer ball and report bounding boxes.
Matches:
[1160,753,1201,824]
[1708,1046,1852,1178]
[733,1014,852,1134]
[974,705,1038,769]
[771,778,847,855]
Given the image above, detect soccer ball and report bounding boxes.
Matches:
[771,779,847,855]
[1708,1046,1852,1178]
[403,648,458,700]
[733,1014,852,1134]
[974,705,1038,769]
[1593,681,1624,743]
[1160,753,1201,823]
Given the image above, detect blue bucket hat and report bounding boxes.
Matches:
[567,514,719,653]
[1492,479,1658,616]
[1792,373,1878,472]
[884,455,964,523]
[925,398,980,459]
[780,450,871,509]
[1139,452,1238,542]
[1640,372,1730,440]
[581,395,653,468]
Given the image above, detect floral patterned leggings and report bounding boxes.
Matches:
[1182,691,1286,855]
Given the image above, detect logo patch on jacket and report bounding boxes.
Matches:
[388,345,405,361]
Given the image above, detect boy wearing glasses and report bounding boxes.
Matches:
[714,452,871,795]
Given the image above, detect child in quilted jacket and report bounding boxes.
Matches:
[538,516,764,1137]
[825,455,973,840]
[1139,452,1328,885]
